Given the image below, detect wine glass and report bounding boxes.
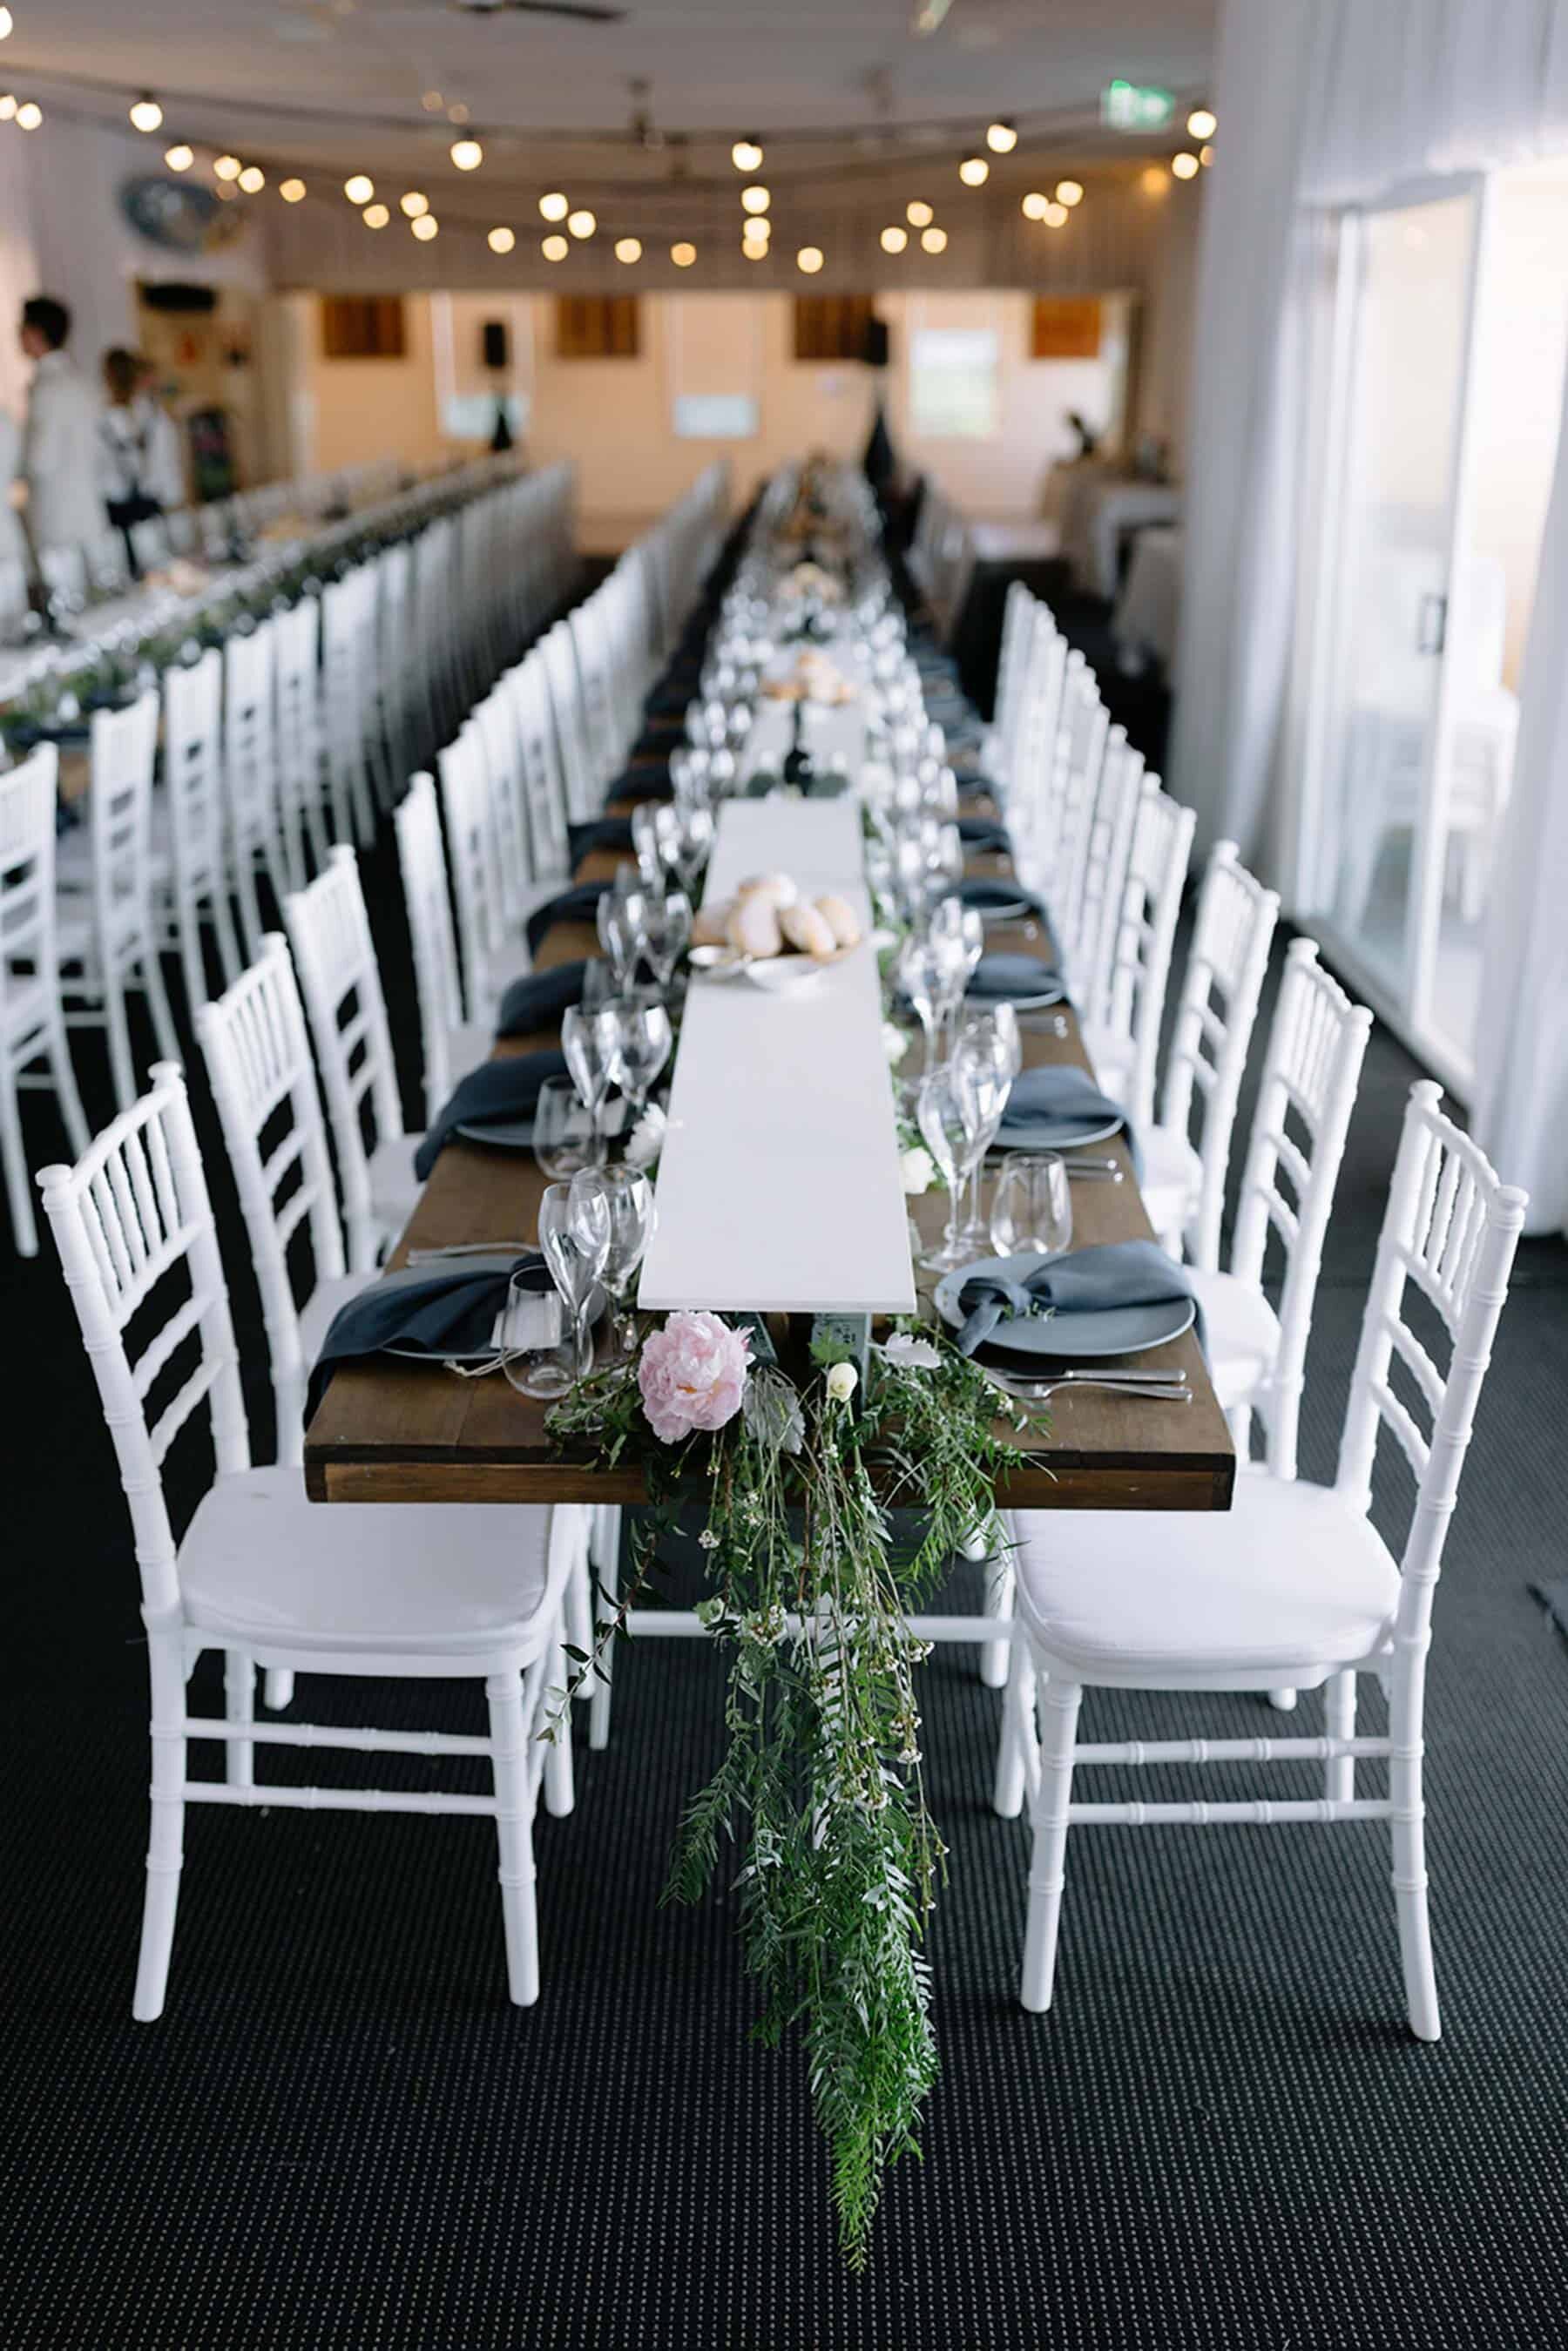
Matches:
[632,801,669,888]
[896,934,945,1076]
[537,1173,612,1381]
[598,888,647,989]
[579,956,619,1011]
[533,1075,597,1179]
[671,802,714,895]
[990,1153,1073,1261]
[916,1064,983,1271]
[951,1045,1012,1248]
[640,890,692,991]
[596,1165,658,1355]
[561,1003,623,1166]
[608,995,672,1113]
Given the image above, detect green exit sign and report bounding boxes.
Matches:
[1101,80,1176,131]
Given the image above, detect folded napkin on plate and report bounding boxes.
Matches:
[526,881,609,956]
[968,952,1066,1003]
[567,816,634,861]
[416,1047,570,1179]
[605,769,675,807]
[961,875,1046,919]
[996,1064,1140,1179]
[958,815,1012,853]
[955,1240,1202,1359]
[307,1253,558,1421]
[495,961,587,1038]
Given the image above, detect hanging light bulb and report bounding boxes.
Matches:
[15,99,39,129]
[1200,144,1215,167]
[450,137,483,172]
[1020,192,1047,220]
[567,208,596,239]
[615,236,642,263]
[0,10,12,38]
[215,154,244,182]
[164,144,193,172]
[239,165,265,194]
[343,172,374,204]
[742,236,767,261]
[362,202,389,228]
[881,225,908,253]
[401,191,429,219]
[0,97,15,121]
[958,155,989,186]
[411,213,439,240]
[985,120,1017,153]
[671,241,697,267]
[1055,179,1084,206]
[795,246,824,274]
[1043,201,1068,227]
[488,226,515,253]
[1171,150,1200,179]
[542,233,568,261]
[740,184,770,215]
[1187,107,1217,140]
[130,95,164,135]
[280,178,307,203]
[731,137,763,172]
[920,225,947,253]
[906,199,933,227]
[539,193,568,224]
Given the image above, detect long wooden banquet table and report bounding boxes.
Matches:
[304,790,1234,1517]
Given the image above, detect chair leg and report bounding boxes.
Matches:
[0,1068,38,1253]
[1324,1669,1355,1804]
[104,974,138,1116]
[141,940,180,1064]
[979,1526,1015,1689]
[48,1017,91,1157]
[486,1669,540,2006]
[264,1669,295,1710]
[1021,1675,1080,2012]
[992,1628,1034,1818]
[134,1631,187,2022]
[225,1650,255,1788]
[210,887,244,993]
[1389,1666,1440,2041]
[544,1625,576,1821]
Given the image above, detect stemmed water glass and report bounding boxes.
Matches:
[537,1173,612,1381]
[951,1043,1012,1249]
[897,933,947,1076]
[607,995,672,1115]
[596,1165,658,1355]
[532,1074,597,1179]
[916,1063,984,1271]
[598,887,647,990]
[639,890,692,992]
[561,1003,623,1167]
[670,802,714,896]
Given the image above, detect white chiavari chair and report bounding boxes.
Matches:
[281,847,422,1273]
[1061,726,1144,1014]
[473,684,535,936]
[223,618,287,961]
[994,1082,1527,2043]
[1039,654,1110,954]
[395,774,491,1124]
[537,620,599,822]
[321,569,378,848]
[163,649,243,1012]
[436,723,523,1027]
[57,691,178,1114]
[510,652,572,887]
[0,747,88,1253]
[40,1064,581,2019]
[272,595,325,882]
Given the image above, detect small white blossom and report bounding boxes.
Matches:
[740,1604,787,1646]
[881,1331,943,1371]
[882,1021,909,1069]
[625,1104,666,1171]
[826,1361,859,1404]
[697,1526,720,1550]
[900,1145,936,1196]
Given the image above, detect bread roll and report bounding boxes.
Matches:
[779,902,836,961]
[813,893,862,950]
[728,894,783,959]
[691,902,732,949]
[735,871,799,908]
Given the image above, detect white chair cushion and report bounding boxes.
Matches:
[1010,1480,1399,1682]
[180,1469,562,1655]
[1185,1269,1281,1412]
[1080,1019,1134,1105]
[1139,1123,1202,1244]
[368,1131,423,1238]
[297,1271,374,1364]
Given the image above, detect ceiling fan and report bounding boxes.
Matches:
[449,1,629,20]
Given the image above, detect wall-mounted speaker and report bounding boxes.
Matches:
[482,319,510,371]
[862,316,890,369]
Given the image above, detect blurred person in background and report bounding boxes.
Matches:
[17,294,103,555]
[99,347,184,572]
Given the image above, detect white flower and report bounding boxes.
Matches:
[881,1332,943,1371]
[900,1145,936,1196]
[882,1021,909,1069]
[625,1103,666,1171]
[826,1361,858,1404]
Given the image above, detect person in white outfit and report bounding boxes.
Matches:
[98,346,185,571]
[17,295,105,556]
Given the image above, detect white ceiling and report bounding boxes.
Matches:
[3,0,1217,187]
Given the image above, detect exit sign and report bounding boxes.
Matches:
[1101,80,1175,131]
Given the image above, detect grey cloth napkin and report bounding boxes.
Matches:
[960,875,1046,919]
[495,961,586,1038]
[996,1065,1140,1179]
[526,881,609,955]
[968,952,1065,1003]
[955,1240,1202,1359]
[415,1047,569,1179]
[306,1253,555,1422]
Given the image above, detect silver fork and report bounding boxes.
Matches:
[406,1240,532,1264]
[985,1368,1191,1404]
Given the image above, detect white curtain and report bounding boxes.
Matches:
[1172,0,1568,1227]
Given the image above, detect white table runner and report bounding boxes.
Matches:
[637,797,916,1316]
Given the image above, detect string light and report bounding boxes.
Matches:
[129,95,163,134]
[0,10,12,38]
[542,233,568,261]
[742,236,767,260]
[1187,107,1217,140]
[215,154,244,182]
[401,191,429,218]
[280,178,307,203]
[539,192,568,222]
[15,98,39,130]
[740,184,770,215]
[450,137,483,172]
[795,247,824,274]
[411,213,439,240]
[1139,164,1169,195]
[488,226,515,253]
[958,155,989,186]
[362,202,389,228]
[1200,144,1215,167]
[1172,150,1200,179]
[671,241,697,267]
[732,138,763,172]
[1055,179,1083,206]
[615,236,642,263]
[985,120,1017,153]
[164,143,193,172]
[422,90,443,112]
[881,225,908,253]
[920,225,946,253]
[448,103,470,125]
[906,199,933,227]
[1021,192,1047,220]
[239,165,265,193]
[1043,201,1068,226]
[567,207,596,238]
[343,172,373,203]
[0,97,14,121]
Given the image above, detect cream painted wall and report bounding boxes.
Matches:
[280,289,448,476]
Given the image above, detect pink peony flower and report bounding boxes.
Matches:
[638,1311,752,1444]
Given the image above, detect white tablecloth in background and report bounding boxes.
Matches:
[1112,525,1183,671]
[1060,476,1181,600]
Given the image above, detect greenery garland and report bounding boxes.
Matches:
[547,1318,1040,2266]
